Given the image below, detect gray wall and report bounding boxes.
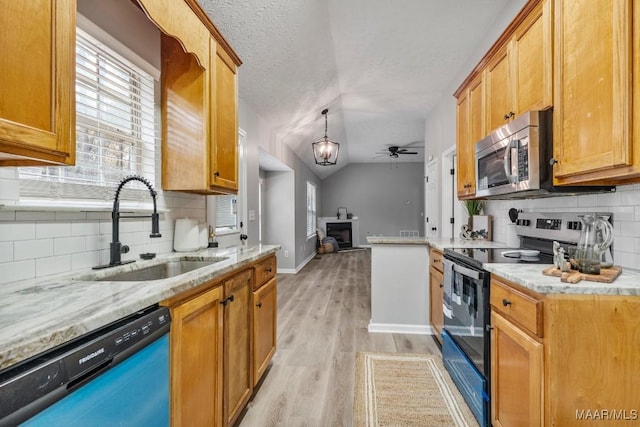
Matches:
[321,163,424,244]
[263,171,295,270]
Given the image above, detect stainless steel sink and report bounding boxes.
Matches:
[95,258,227,282]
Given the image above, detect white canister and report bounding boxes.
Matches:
[174,218,200,252]
[199,223,209,249]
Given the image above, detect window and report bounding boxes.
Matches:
[306,182,317,238]
[215,194,237,233]
[19,27,157,201]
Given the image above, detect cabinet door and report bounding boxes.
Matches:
[0,0,75,166]
[160,31,211,192]
[512,0,552,116]
[428,267,444,344]
[491,311,543,427]
[224,269,253,426]
[169,286,224,427]
[253,277,277,386]
[553,0,635,183]
[210,45,239,193]
[456,89,474,198]
[485,44,512,133]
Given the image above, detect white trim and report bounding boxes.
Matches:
[367,322,433,335]
[276,250,317,274]
[76,13,160,80]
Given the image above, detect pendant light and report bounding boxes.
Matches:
[312,108,340,166]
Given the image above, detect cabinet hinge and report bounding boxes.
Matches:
[450,217,455,224]
[450,168,455,175]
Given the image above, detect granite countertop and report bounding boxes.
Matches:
[366,236,512,251]
[0,244,279,371]
[483,263,640,296]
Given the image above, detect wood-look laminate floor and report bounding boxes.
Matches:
[238,248,440,427]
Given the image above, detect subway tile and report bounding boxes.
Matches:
[15,211,55,221]
[596,191,621,207]
[36,255,71,278]
[86,212,111,221]
[0,168,17,179]
[72,251,101,271]
[14,239,54,260]
[0,260,35,284]
[55,211,87,221]
[86,235,108,251]
[0,223,35,241]
[0,211,16,221]
[613,236,635,252]
[36,222,71,239]
[71,221,100,236]
[0,242,13,262]
[54,236,86,255]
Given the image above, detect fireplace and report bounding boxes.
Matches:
[326,222,353,249]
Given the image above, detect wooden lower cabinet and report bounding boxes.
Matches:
[223,269,253,426]
[429,267,444,343]
[168,285,224,427]
[253,277,277,386]
[491,275,640,426]
[491,311,543,427]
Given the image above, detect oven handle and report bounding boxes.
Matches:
[452,263,485,281]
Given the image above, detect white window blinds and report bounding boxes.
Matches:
[215,195,237,231]
[307,182,316,237]
[19,28,157,200]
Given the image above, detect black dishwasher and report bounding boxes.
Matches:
[0,305,171,426]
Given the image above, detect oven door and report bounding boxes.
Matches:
[442,260,489,377]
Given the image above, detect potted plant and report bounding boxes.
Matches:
[461,200,492,240]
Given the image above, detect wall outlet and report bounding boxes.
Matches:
[284,250,289,257]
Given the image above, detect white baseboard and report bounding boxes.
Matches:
[277,250,317,275]
[367,322,433,335]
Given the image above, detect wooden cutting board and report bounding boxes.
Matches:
[542,265,622,284]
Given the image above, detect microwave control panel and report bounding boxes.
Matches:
[536,218,562,230]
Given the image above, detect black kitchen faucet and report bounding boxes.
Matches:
[93,175,162,269]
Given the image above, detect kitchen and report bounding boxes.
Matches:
[1,0,640,426]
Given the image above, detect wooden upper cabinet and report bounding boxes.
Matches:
[485,0,552,134]
[0,0,76,166]
[137,0,241,194]
[486,44,513,133]
[553,0,639,184]
[210,43,239,193]
[512,0,552,116]
[455,88,473,198]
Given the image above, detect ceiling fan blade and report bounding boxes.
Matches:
[398,151,418,155]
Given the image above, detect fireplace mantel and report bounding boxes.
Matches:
[318,217,360,248]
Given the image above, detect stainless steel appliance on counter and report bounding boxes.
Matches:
[441,211,612,427]
[475,110,615,199]
[0,305,171,425]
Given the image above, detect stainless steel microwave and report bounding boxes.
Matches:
[474,110,614,199]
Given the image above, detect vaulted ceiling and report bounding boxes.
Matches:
[198,0,515,178]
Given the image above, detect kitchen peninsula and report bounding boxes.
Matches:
[366,236,509,334]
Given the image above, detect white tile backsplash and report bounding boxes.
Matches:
[486,183,640,270]
[0,190,207,285]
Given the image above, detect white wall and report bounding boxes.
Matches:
[321,163,425,244]
[263,171,295,270]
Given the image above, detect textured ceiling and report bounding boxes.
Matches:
[198,0,514,178]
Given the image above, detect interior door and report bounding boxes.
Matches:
[425,159,440,238]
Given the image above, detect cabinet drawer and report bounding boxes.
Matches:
[254,255,276,290]
[430,248,444,273]
[491,278,543,337]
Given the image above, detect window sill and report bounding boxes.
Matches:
[0,199,170,213]
[215,229,239,237]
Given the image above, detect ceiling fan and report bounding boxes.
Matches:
[373,145,422,158]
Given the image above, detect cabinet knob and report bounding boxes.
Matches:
[228,294,235,303]
[214,171,220,177]
[265,267,272,273]
[504,114,510,120]
[502,299,512,307]
[486,325,494,332]
[221,294,235,306]
[439,284,444,288]
[256,302,263,308]
[549,158,558,166]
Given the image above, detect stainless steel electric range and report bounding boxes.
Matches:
[440,211,613,427]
